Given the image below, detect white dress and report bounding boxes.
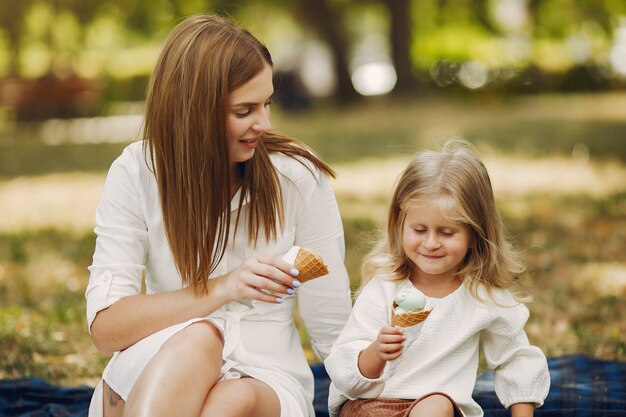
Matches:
[85,141,353,417]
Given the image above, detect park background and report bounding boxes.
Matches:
[0,0,625,389]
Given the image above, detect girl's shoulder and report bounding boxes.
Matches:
[356,277,403,304]
[468,282,530,329]
[467,282,523,308]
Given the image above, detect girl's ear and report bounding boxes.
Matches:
[469,231,478,249]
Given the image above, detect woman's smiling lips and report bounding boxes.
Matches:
[240,137,259,149]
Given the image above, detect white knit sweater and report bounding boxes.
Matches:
[324,277,550,417]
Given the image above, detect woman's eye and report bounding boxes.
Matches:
[234,108,251,117]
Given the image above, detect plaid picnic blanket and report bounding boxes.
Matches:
[314,354,626,417]
[1,354,624,417]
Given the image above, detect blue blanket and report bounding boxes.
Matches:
[1,355,624,416]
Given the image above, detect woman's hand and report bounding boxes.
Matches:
[357,326,406,378]
[222,252,300,304]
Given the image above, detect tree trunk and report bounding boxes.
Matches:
[293,0,360,103]
[383,0,417,95]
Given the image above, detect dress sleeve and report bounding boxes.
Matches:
[324,280,388,399]
[292,166,352,361]
[481,299,551,408]
[85,146,148,332]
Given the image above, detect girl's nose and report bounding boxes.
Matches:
[424,233,441,250]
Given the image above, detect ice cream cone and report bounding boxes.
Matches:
[293,247,329,283]
[391,302,431,327]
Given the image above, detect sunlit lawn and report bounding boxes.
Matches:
[0,92,625,387]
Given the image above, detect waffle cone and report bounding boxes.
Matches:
[294,247,329,283]
[391,302,431,327]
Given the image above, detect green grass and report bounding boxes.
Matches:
[1,92,625,387]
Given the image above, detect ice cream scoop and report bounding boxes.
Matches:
[391,285,431,327]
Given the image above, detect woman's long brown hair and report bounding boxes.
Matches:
[143,14,334,295]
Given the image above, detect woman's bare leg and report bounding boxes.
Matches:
[103,381,125,417]
[123,321,224,417]
[408,394,455,417]
[199,377,280,417]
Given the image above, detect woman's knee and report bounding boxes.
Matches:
[161,320,223,357]
[201,378,280,417]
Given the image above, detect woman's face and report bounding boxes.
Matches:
[227,63,274,166]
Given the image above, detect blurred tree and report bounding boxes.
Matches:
[1,0,626,111]
[0,0,33,75]
[290,0,360,103]
[381,0,417,94]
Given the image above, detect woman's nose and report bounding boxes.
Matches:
[253,108,271,132]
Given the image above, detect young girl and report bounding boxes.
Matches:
[324,139,550,417]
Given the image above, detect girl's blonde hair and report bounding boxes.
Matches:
[144,14,334,295]
[361,139,525,302]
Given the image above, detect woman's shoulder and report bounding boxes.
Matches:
[270,151,325,184]
[110,140,145,170]
[105,141,154,190]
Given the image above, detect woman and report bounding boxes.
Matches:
[85,14,352,417]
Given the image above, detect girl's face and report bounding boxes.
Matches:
[402,200,472,282]
[227,63,273,166]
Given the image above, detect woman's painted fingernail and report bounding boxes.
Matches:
[290,268,299,276]
[287,288,296,295]
[276,297,284,303]
[292,280,301,288]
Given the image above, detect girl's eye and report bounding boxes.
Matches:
[264,100,272,108]
[413,228,426,234]
[440,230,455,237]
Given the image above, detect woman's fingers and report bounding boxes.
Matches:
[252,252,300,285]
[225,252,301,303]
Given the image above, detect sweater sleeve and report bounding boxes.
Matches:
[481,297,550,409]
[324,279,390,399]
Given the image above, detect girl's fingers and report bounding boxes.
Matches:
[379,344,403,361]
[382,350,403,361]
[380,341,404,353]
[380,326,404,336]
[379,332,405,346]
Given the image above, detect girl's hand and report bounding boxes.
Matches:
[223,252,300,304]
[357,326,406,378]
[373,326,405,361]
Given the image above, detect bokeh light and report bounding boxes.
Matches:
[351,62,397,96]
